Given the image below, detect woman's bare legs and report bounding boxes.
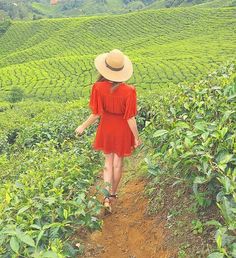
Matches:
[103,153,114,194]
[111,153,124,195]
[103,152,124,205]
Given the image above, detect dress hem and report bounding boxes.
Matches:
[92,145,135,158]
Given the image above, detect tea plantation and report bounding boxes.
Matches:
[0,5,235,258]
[0,7,235,101]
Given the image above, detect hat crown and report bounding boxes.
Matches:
[105,49,125,69]
[94,48,133,82]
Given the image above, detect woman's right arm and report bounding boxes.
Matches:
[127,117,142,148]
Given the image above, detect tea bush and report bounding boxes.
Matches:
[141,63,236,257]
[0,99,105,257]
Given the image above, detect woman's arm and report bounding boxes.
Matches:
[75,114,100,136]
[127,116,142,148]
[82,114,100,129]
[127,116,139,139]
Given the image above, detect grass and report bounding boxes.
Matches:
[0,7,235,101]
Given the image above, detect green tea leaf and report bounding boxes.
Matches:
[10,236,19,253]
[36,230,45,246]
[207,252,224,258]
[53,177,63,188]
[205,220,222,227]
[101,188,110,197]
[231,243,236,257]
[194,121,208,132]
[43,251,58,258]
[5,192,11,204]
[176,121,190,129]
[16,232,35,247]
[17,206,30,215]
[193,176,207,185]
[216,151,233,164]
[153,130,168,138]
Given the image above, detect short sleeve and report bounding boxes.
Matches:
[89,83,103,115]
[123,87,137,120]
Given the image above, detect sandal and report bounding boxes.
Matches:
[109,193,118,202]
[102,196,112,214]
[102,193,118,214]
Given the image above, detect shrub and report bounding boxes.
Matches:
[142,63,236,257]
[6,87,25,103]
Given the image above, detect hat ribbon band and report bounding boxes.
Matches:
[105,59,124,72]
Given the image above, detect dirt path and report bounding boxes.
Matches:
[78,151,178,258]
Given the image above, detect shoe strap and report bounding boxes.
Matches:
[109,193,118,198]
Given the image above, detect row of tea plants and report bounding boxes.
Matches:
[0,99,106,257]
[1,8,235,100]
[141,63,236,257]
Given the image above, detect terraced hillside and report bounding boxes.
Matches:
[1,0,235,20]
[147,0,236,9]
[31,0,236,17]
[0,7,235,101]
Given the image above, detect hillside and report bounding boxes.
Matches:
[0,2,236,257]
[147,0,236,9]
[0,0,235,20]
[0,7,235,101]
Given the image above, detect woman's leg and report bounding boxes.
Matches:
[111,153,124,195]
[103,153,114,194]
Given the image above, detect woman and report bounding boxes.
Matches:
[75,49,142,213]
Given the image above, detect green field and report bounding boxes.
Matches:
[0,7,235,101]
[0,4,236,257]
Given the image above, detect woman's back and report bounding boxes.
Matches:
[90,80,137,119]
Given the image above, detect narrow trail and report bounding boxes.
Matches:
[78,150,178,258]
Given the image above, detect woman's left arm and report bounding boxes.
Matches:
[75,114,100,136]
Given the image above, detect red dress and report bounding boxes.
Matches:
[89,80,138,157]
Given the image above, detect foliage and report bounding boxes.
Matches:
[0,7,235,101]
[0,4,235,256]
[0,0,235,20]
[147,0,236,9]
[141,63,236,257]
[0,20,11,36]
[0,0,30,20]
[0,99,105,256]
[192,219,204,234]
[5,86,25,103]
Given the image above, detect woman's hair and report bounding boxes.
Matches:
[96,74,122,93]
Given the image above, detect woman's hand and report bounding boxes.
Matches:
[134,137,142,148]
[75,125,85,137]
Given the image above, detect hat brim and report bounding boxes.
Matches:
[94,53,133,82]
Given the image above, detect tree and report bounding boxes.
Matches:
[6,86,25,103]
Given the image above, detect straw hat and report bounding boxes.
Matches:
[94,49,133,82]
